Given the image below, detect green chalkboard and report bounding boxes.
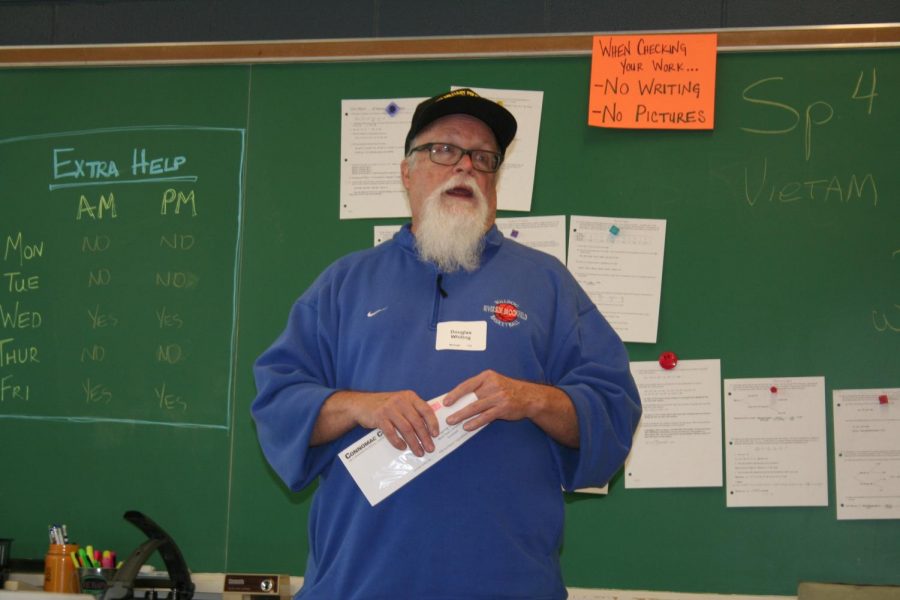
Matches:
[0,66,250,571]
[1,46,898,596]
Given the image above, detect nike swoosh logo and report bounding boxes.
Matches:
[367,307,388,318]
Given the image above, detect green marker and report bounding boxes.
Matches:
[78,548,91,568]
[70,551,80,568]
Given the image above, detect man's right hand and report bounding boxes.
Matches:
[312,390,440,457]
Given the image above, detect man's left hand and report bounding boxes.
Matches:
[443,369,532,431]
[443,369,580,447]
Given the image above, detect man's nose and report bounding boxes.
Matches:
[454,151,475,173]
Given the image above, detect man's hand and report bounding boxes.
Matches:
[443,370,532,429]
[356,391,440,456]
[312,390,440,457]
[443,370,580,448]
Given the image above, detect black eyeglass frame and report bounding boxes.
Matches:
[407,142,504,173]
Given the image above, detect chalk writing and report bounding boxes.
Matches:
[0,374,30,402]
[4,271,40,293]
[161,189,197,216]
[160,233,195,250]
[87,304,119,329]
[872,309,900,333]
[743,158,878,207]
[132,148,186,176]
[82,378,112,404]
[77,193,118,220]
[741,70,877,161]
[155,271,199,289]
[156,343,183,364]
[156,306,183,329]
[53,147,120,181]
[80,344,106,363]
[81,235,111,253]
[51,147,188,183]
[155,382,187,411]
[4,233,44,266]
[0,337,39,367]
[0,301,42,329]
[851,68,878,115]
[871,248,899,334]
[3,125,242,427]
[87,268,111,287]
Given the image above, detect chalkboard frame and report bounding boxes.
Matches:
[0,24,898,67]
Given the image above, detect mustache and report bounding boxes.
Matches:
[439,174,483,197]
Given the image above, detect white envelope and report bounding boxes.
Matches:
[339,392,482,506]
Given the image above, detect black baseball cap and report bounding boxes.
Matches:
[404,88,518,155]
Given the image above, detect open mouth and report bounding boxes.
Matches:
[444,185,474,198]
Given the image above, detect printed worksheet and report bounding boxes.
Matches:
[340,392,482,506]
[724,377,828,507]
[452,86,544,212]
[567,216,666,343]
[625,359,722,489]
[340,97,424,219]
[496,215,566,264]
[373,224,403,245]
[833,388,900,520]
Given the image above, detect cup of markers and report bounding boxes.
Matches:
[73,546,119,598]
[44,524,79,593]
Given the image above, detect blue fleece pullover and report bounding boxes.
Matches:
[252,224,641,599]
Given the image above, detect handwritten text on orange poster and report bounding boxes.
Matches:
[589,33,717,130]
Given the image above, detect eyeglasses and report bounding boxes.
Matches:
[407,142,503,173]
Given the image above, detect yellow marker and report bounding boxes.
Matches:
[70,551,80,568]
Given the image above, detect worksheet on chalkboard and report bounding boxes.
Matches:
[833,388,900,520]
[567,215,666,343]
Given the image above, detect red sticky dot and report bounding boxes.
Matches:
[770,386,778,394]
[659,351,678,370]
[879,394,889,405]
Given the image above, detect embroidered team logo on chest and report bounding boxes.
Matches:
[483,299,528,328]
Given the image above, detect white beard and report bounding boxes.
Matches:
[414,174,490,273]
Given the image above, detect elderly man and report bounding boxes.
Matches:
[252,88,641,599]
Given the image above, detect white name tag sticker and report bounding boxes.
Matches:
[435,321,487,351]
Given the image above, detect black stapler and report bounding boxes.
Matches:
[102,511,195,600]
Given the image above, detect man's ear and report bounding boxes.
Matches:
[400,158,411,190]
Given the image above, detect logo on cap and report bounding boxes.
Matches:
[434,89,480,102]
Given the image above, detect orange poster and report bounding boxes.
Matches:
[588,33,718,130]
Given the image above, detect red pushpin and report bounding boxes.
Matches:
[658,351,678,370]
[770,386,778,394]
[879,394,889,405]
